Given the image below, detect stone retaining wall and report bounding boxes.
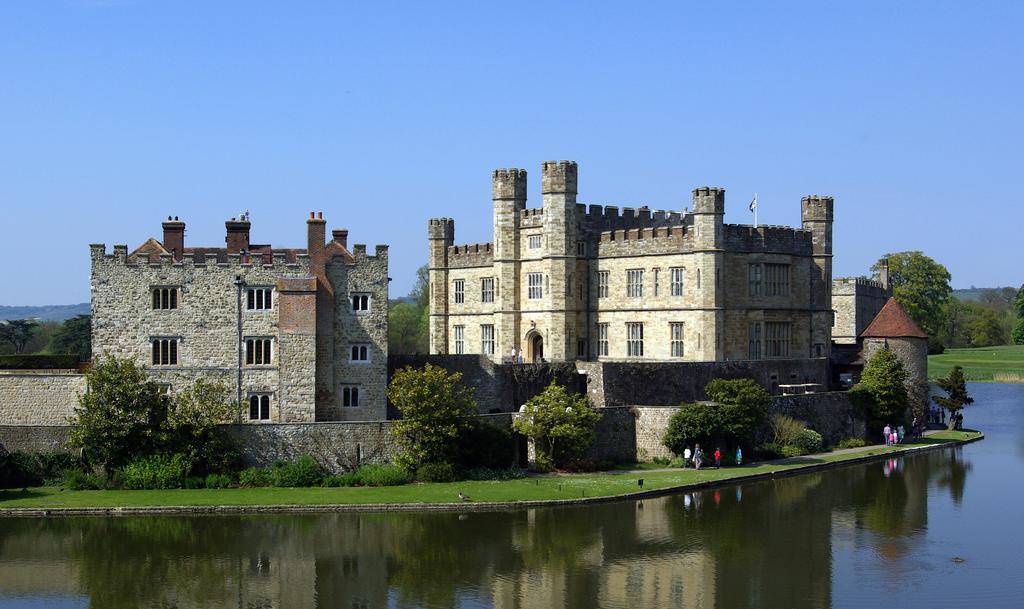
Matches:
[0,371,85,426]
[0,425,73,454]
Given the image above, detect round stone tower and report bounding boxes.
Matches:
[859,297,930,421]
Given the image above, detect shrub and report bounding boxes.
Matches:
[355,463,410,487]
[756,443,783,459]
[768,414,807,447]
[322,472,361,487]
[0,451,44,488]
[184,476,205,489]
[238,467,272,488]
[663,379,770,456]
[559,458,615,473]
[835,438,867,449]
[794,429,823,455]
[456,422,515,470]
[850,348,909,434]
[388,364,479,469]
[121,454,191,490]
[513,381,601,469]
[38,453,79,483]
[271,455,324,487]
[205,473,233,489]
[462,467,527,481]
[416,462,456,483]
[62,468,100,490]
[780,445,806,458]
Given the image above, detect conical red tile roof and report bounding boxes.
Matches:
[860,297,929,339]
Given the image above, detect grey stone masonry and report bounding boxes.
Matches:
[0,371,85,425]
[429,161,835,365]
[832,277,890,344]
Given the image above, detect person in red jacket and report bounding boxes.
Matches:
[714,448,722,468]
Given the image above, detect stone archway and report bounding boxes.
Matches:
[526,331,544,363]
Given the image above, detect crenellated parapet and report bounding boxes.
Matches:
[722,224,813,255]
[89,243,312,272]
[579,204,685,232]
[595,225,690,257]
[447,242,494,268]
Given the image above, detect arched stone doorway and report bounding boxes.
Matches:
[527,332,543,363]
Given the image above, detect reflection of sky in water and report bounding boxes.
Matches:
[0,383,1021,609]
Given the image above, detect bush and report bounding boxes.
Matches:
[794,429,823,455]
[388,364,479,469]
[0,354,80,369]
[756,443,783,459]
[768,414,807,447]
[559,458,615,473]
[322,472,361,487]
[663,379,770,456]
[0,451,44,488]
[835,438,866,449]
[416,462,456,483]
[205,473,233,489]
[513,381,601,469]
[62,468,100,490]
[780,445,806,458]
[456,422,515,470]
[355,464,410,487]
[121,454,191,490]
[238,467,272,488]
[462,467,527,481]
[184,476,205,489]
[271,455,324,487]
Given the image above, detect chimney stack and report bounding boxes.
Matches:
[879,257,891,292]
[162,216,185,260]
[307,211,327,276]
[225,217,251,253]
[332,229,349,248]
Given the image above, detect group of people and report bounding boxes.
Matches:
[507,348,525,364]
[681,445,742,469]
[882,423,906,446]
[928,405,947,426]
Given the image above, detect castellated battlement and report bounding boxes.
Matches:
[579,204,685,231]
[427,218,456,242]
[596,225,691,257]
[492,168,527,200]
[89,244,313,272]
[541,160,578,194]
[801,195,834,222]
[692,187,726,214]
[350,244,389,260]
[447,242,494,268]
[722,224,813,254]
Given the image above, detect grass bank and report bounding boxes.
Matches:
[929,345,1024,382]
[0,431,980,514]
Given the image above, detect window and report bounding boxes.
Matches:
[696,269,701,290]
[577,339,588,358]
[247,287,272,310]
[481,324,495,355]
[597,324,609,356]
[626,323,644,357]
[653,268,660,297]
[765,321,791,358]
[626,269,644,298]
[453,279,465,304]
[350,344,369,362]
[598,271,610,298]
[246,338,273,365]
[453,325,464,354]
[670,322,685,357]
[152,287,178,310]
[528,235,542,249]
[764,264,791,297]
[248,394,271,421]
[151,338,179,366]
[748,323,762,360]
[576,241,586,256]
[351,293,370,313]
[481,278,495,303]
[749,264,762,296]
[341,385,360,408]
[670,267,685,296]
[527,273,543,299]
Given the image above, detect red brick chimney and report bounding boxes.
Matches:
[307,211,327,276]
[331,228,349,249]
[225,216,251,253]
[162,216,185,260]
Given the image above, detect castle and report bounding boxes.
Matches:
[89,212,389,422]
[428,161,835,364]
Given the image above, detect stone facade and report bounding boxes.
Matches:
[0,371,85,425]
[832,277,890,344]
[90,212,388,423]
[429,161,834,365]
[862,336,930,420]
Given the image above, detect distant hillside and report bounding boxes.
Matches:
[953,287,1017,303]
[0,303,90,322]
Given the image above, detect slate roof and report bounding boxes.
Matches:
[859,297,929,339]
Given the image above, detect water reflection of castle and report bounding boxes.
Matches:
[0,450,971,609]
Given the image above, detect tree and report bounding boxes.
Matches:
[871,252,951,338]
[849,348,909,436]
[1013,318,1024,345]
[0,319,39,354]
[67,357,169,472]
[662,379,770,455]
[933,366,973,430]
[512,381,601,469]
[167,378,240,474]
[387,364,478,469]
[1015,284,1024,318]
[387,264,431,354]
[48,315,92,361]
[965,307,1005,347]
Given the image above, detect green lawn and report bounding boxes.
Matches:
[929,344,1024,381]
[0,431,980,510]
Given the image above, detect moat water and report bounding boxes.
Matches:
[1,383,1022,609]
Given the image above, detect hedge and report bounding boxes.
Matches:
[0,354,81,370]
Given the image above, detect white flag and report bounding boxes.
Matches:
[749,195,757,212]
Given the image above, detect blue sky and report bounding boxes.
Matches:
[1,1,1020,305]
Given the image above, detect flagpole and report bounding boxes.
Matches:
[754,193,758,229]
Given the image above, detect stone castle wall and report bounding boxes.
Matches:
[0,371,86,426]
[832,278,890,344]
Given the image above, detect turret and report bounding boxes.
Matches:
[690,187,725,359]
[492,169,526,261]
[427,218,455,354]
[801,195,835,357]
[690,187,725,249]
[542,161,578,256]
[801,195,834,255]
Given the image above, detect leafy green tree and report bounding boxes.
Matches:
[872,251,951,338]
[0,319,39,353]
[1015,284,1024,318]
[1012,318,1024,345]
[167,378,240,474]
[849,348,909,435]
[966,307,1006,347]
[388,364,478,469]
[663,378,769,455]
[512,381,601,469]
[67,357,169,472]
[48,314,92,361]
[389,301,426,354]
[933,365,973,430]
